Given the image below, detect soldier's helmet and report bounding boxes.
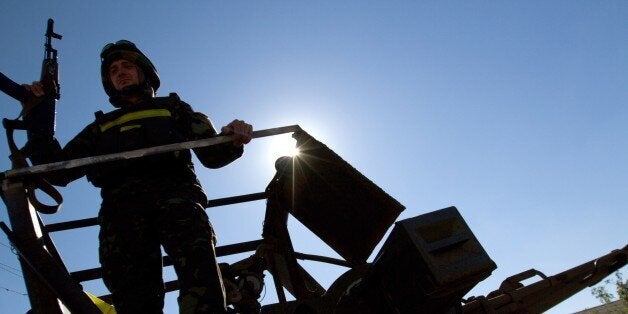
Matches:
[100,40,160,105]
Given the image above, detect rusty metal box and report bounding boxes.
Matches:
[271,130,405,265]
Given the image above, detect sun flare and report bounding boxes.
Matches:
[268,134,300,162]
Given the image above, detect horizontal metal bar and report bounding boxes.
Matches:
[4,125,302,179]
[45,192,268,233]
[100,279,178,304]
[69,267,100,283]
[45,217,98,233]
[163,239,263,268]
[207,192,267,208]
[71,239,264,282]
[294,252,351,268]
[215,239,263,257]
[100,246,337,302]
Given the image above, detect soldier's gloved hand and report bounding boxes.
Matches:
[21,81,55,139]
[23,81,46,97]
[21,81,46,112]
[221,119,253,147]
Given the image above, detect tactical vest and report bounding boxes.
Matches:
[85,94,200,194]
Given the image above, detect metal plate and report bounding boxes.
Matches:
[271,130,405,265]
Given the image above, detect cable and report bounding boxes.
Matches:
[0,285,27,296]
[0,240,18,255]
[0,261,20,272]
[0,262,22,278]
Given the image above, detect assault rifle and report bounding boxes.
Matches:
[0,19,63,214]
[1,18,62,137]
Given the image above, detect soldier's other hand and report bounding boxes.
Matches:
[23,81,45,97]
[21,81,46,112]
[221,119,253,147]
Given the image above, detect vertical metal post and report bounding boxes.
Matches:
[2,179,63,314]
[2,178,101,313]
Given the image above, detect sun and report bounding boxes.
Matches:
[267,134,300,162]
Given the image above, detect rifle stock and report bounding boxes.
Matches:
[0,72,30,103]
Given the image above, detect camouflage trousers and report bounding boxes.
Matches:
[98,197,226,313]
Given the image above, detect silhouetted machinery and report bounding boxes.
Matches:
[261,130,496,313]
[1,126,626,313]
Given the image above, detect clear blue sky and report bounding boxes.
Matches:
[1,1,627,313]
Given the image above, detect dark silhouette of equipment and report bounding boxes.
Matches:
[0,126,626,313]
